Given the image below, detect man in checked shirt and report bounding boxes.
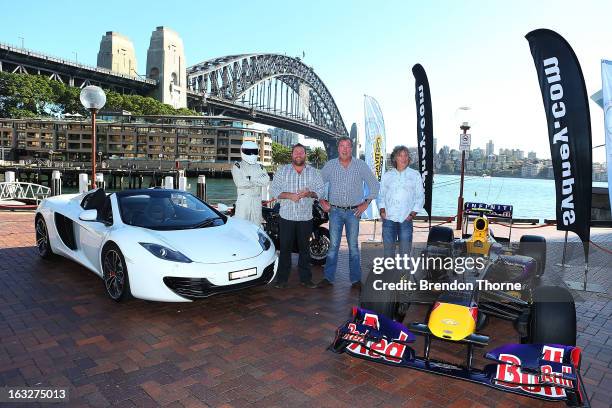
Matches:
[270,143,325,289]
[318,136,380,289]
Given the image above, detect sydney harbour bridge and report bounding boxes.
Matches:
[0,39,348,157]
[186,54,347,156]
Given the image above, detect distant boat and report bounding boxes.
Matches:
[482,174,491,178]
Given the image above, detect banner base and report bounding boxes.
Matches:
[555,262,577,268]
[564,280,606,293]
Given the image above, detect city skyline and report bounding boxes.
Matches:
[0,0,610,162]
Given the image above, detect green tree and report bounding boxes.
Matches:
[0,72,57,117]
[0,71,199,118]
[272,142,292,165]
[308,147,327,168]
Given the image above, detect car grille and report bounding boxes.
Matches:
[163,262,275,300]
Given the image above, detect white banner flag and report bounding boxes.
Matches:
[601,60,612,213]
[363,95,386,219]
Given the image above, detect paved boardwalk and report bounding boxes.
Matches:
[0,212,610,407]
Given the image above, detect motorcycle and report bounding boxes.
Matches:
[262,200,330,265]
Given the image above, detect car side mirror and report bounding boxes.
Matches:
[217,203,229,213]
[79,209,98,221]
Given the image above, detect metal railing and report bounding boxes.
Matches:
[0,182,50,204]
[0,42,156,84]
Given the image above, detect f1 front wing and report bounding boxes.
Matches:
[328,307,589,407]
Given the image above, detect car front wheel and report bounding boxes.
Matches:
[102,243,132,302]
[35,215,54,259]
[525,285,576,346]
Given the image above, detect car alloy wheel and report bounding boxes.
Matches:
[103,246,128,301]
[35,216,53,258]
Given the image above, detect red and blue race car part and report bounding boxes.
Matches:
[329,307,589,407]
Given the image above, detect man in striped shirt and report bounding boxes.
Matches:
[270,143,325,289]
[318,136,380,289]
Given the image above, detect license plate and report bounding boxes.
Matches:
[229,268,257,281]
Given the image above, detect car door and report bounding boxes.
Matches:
[77,195,113,275]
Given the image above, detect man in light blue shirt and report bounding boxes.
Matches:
[378,145,424,258]
[318,137,380,289]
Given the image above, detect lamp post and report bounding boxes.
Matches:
[455,107,472,230]
[80,86,106,189]
[159,153,163,170]
[48,149,54,167]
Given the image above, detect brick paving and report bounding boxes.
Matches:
[0,211,610,407]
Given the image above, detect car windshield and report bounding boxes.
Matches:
[117,190,225,230]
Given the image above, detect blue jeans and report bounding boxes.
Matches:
[324,208,361,283]
[382,218,414,258]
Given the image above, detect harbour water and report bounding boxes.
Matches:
[75,174,607,220]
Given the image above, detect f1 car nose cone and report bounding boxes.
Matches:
[429,303,476,341]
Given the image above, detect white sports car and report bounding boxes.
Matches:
[35,188,278,302]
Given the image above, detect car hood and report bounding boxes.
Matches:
[144,219,263,264]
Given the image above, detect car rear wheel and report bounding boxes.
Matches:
[360,268,405,322]
[518,235,546,278]
[525,285,576,346]
[102,243,132,302]
[35,215,54,259]
[309,227,330,265]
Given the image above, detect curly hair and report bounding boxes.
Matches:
[390,145,410,169]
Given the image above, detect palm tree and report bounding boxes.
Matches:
[308,147,327,169]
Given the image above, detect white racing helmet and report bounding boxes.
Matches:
[240,141,259,165]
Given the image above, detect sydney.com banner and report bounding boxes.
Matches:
[526,29,592,259]
[363,95,386,219]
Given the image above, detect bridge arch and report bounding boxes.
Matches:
[186,54,348,152]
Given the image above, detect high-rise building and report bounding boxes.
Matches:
[528,151,537,160]
[349,123,358,157]
[486,140,494,156]
[471,147,484,161]
[268,128,299,147]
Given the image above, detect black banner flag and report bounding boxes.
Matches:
[412,64,434,221]
[526,29,592,259]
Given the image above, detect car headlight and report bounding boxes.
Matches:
[139,243,192,263]
[258,231,272,251]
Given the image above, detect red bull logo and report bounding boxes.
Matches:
[495,345,573,398]
[342,313,408,363]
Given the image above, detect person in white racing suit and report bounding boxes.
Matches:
[231,141,270,226]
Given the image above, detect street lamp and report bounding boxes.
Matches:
[80,86,106,189]
[49,149,54,167]
[455,106,473,230]
[159,153,163,170]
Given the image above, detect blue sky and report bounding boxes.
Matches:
[1,0,610,162]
